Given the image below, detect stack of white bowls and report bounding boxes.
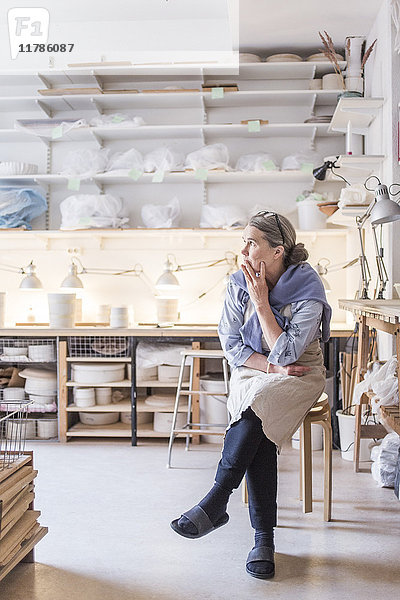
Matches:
[72,363,125,384]
[2,387,26,402]
[97,304,111,324]
[28,343,55,362]
[37,415,58,439]
[19,368,58,400]
[110,306,129,328]
[158,364,190,382]
[74,387,96,407]
[95,387,112,405]
[48,293,76,328]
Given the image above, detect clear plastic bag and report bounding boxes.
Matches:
[200,204,247,229]
[0,187,47,229]
[90,113,145,127]
[136,341,192,369]
[281,152,316,170]
[144,147,185,172]
[338,183,374,208]
[371,432,400,487]
[141,196,181,228]
[107,148,144,172]
[185,144,230,170]
[60,148,110,178]
[235,153,278,172]
[59,194,129,230]
[353,357,398,407]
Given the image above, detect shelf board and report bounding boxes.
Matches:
[235,61,346,80]
[324,154,385,182]
[135,428,170,437]
[136,380,189,388]
[66,379,131,387]
[66,421,131,436]
[328,97,384,134]
[67,400,131,412]
[66,357,131,362]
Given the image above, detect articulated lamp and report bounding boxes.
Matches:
[315,258,359,292]
[60,257,151,290]
[357,177,400,299]
[0,260,43,290]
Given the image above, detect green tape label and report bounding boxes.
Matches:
[300,162,314,174]
[152,170,165,183]
[128,168,143,181]
[112,114,124,123]
[51,125,63,139]
[211,87,224,99]
[262,160,277,171]
[195,168,208,181]
[247,120,261,132]
[67,177,81,191]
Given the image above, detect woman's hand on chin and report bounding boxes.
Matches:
[241,260,269,309]
[269,363,311,377]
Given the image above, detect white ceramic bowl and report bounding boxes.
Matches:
[79,412,119,425]
[322,73,343,90]
[2,387,26,401]
[3,346,28,357]
[95,387,112,405]
[157,364,190,382]
[37,417,58,439]
[29,394,56,405]
[266,53,302,63]
[74,387,96,407]
[153,411,186,433]
[72,363,125,384]
[144,394,176,410]
[19,368,57,380]
[137,366,158,382]
[121,411,152,425]
[25,379,57,395]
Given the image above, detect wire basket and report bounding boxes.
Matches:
[0,337,57,363]
[0,400,34,470]
[67,336,131,358]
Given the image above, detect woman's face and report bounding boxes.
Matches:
[241,225,282,274]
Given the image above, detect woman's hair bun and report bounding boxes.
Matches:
[285,242,309,266]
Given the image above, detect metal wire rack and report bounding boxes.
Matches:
[0,337,57,363]
[0,400,34,470]
[67,336,131,358]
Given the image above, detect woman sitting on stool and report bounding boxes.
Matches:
[171,211,331,580]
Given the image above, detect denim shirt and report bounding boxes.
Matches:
[218,278,323,369]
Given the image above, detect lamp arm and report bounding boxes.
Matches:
[356,221,371,299]
[176,252,238,272]
[0,263,23,274]
[372,224,389,299]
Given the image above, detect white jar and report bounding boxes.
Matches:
[74,387,96,407]
[297,200,326,230]
[110,306,129,328]
[95,387,112,405]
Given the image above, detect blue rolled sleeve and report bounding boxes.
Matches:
[218,280,254,368]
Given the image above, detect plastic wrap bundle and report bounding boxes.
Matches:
[60,148,110,178]
[353,357,399,407]
[281,153,316,170]
[200,203,247,229]
[141,196,181,228]
[143,147,185,172]
[136,341,192,369]
[338,183,374,208]
[0,187,47,229]
[185,144,230,171]
[90,113,145,127]
[371,433,400,487]
[235,153,278,172]
[59,194,129,230]
[107,148,144,172]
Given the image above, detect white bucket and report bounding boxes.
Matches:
[48,293,76,328]
[297,200,326,230]
[153,411,186,433]
[37,417,58,439]
[200,374,228,443]
[291,423,323,451]
[336,410,371,461]
[95,387,112,405]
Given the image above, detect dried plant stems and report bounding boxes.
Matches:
[361,39,377,70]
[346,38,351,56]
[319,30,345,89]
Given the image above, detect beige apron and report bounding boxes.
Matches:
[227,340,326,452]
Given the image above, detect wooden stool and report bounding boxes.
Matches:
[167,349,229,468]
[242,392,332,522]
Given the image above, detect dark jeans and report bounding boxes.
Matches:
[215,407,277,531]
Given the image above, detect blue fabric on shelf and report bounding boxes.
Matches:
[0,187,47,229]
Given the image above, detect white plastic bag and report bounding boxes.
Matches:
[60,148,109,178]
[338,183,374,208]
[353,357,398,407]
[144,147,185,172]
[281,153,316,170]
[371,432,400,487]
[59,194,129,230]
[200,204,247,229]
[141,197,181,228]
[90,113,145,127]
[185,144,230,170]
[136,342,192,369]
[107,148,144,172]
[235,153,278,172]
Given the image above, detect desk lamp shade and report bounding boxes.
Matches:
[61,263,84,289]
[370,184,400,224]
[19,262,42,290]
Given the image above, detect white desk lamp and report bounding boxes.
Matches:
[0,260,42,289]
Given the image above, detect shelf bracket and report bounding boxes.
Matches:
[90,98,103,115]
[36,99,53,118]
[37,73,52,89]
[90,130,103,148]
[91,70,104,91]
[90,177,104,193]
[310,93,317,117]
[309,126,317,151]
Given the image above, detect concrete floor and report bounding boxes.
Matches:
[2,439,400,600]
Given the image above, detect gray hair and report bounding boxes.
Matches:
[248,212,309,268]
